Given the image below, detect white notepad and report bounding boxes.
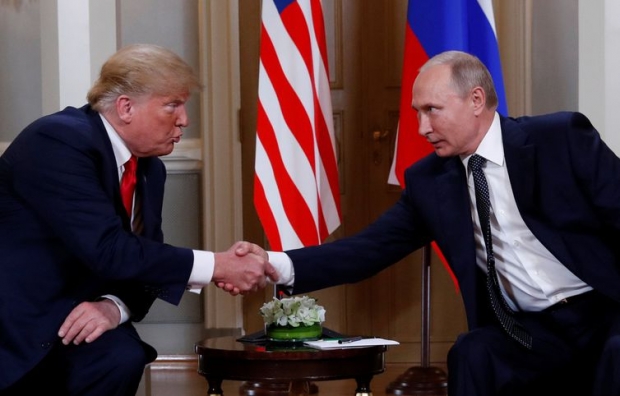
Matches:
[304,338,400,350]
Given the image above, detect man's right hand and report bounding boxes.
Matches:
[212,241,278,296]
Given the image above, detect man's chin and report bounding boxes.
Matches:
[433,147,452,157]
[156,145,175,157]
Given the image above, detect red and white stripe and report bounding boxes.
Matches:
[254,0,341,251]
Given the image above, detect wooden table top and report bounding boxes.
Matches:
[195,335,387,382]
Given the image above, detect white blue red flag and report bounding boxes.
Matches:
[388,0,508,186]
[254,0,342,251]
[388,0,507,290]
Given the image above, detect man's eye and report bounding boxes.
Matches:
[164,103,181,112]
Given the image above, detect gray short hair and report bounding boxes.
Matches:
[421,50,498,109]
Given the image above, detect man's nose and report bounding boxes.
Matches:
[417,114,431,136]
[177,105,189,127]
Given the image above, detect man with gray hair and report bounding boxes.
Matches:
[233,50,620,395]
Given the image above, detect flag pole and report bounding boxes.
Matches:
[386,243,448,395]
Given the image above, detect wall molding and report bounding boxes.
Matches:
[146,354,197,371]
[198,0,244,332]
[161,138,202,174]
[495,0,532,117]
[0,139,203,174]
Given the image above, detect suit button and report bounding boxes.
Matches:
[41,342,52,349]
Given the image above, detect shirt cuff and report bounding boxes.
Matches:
[100,294,130,324]
[267,251,295,286]
[187,250,215,294]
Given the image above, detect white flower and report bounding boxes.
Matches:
[259,295,326,327]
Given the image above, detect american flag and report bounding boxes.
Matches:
[254,0,341,251]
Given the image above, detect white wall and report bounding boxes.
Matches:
[118,0,201,140]
[0,2,42,140]
[579,0,620,153]
[531,0,579,115]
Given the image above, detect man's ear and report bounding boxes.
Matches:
[116,95,134,124]
[471,86,486,115]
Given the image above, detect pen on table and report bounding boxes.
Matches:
[338,336,363,344]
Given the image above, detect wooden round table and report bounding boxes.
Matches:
[195,336,387,396]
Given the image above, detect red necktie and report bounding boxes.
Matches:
[120,156,138,216]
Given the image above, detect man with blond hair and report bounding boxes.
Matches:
[0,44,276,395]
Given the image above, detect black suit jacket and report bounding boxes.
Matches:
[287,111,620,331]
[0,105,194,389]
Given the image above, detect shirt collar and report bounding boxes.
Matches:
[461,112,504,168]
[99,114,132,168]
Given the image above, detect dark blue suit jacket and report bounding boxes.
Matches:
[0,105,194,389]
[287,111,620,331]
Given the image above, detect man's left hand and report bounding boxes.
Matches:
[57,299,120,345]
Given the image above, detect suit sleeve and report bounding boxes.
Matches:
[6,115,194,306]
[105,158,173,321]
[566,112,620,228]
[287,190,431,294]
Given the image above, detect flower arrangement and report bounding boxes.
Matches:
[260,295,326,328]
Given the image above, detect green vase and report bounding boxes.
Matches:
[266,323,322,341]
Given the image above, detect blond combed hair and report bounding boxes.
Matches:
[87,44,202,113]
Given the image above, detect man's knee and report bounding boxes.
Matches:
[448,328,500,367]
[602,334,620,356]
[107,339,151,377]
[65,328,155,395]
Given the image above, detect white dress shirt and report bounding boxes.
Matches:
[463,112,591,311]
[100,115,214,323]
[269,112,593,312]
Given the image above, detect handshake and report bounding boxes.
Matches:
[212,241,280,296]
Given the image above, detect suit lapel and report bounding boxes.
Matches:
[435,158,477,276]
[433,158,490,326]
[436,159,470,236]
[501,117,538,215]
[500,116,577,267]
[134,163,149,236]
[134,158,164,240]
[84,106,133,230]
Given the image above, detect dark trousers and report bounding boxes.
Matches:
[447,291,620,396]
[1,324,156,396]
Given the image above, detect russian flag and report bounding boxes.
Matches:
[388,0,507,187]
[388,0,507,290]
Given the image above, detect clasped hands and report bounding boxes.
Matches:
[212,241,278,296]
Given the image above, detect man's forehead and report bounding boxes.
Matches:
[154,91,190,102]
[417,64,451,84]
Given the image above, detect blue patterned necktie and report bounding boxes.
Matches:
[469,154,533,349]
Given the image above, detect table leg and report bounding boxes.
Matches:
[354,375,373,396]
[239,381,318,395]
[206,376,224,396]
[239,381,289,395]
[288,380,314,395]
